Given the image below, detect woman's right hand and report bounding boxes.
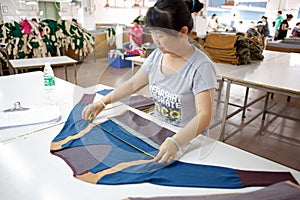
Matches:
[81,101,105,121]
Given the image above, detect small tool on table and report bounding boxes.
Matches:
[3,101,30,112]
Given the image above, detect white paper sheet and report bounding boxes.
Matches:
[0,104,61,129]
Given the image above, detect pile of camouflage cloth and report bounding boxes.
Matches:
[0,19,94,72]
[203,33,264,65]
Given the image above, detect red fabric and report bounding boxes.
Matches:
[236,169,298,187]
[19,20,32,35]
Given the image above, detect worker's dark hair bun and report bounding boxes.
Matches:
[184,0,204,13]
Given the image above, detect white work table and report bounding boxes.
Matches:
[125,50,291,77]
[0,71,300,200]
[9,56,78,84]
[219,51,300,141]
[1,121,299,200]
[220,52,300,95]
[0,71,85,143]
[125,56,146,75]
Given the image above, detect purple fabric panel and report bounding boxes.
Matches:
[53,144,111,175]
[120,95,154,110]
[236,169,299,187]
[112,110,175,145]
[78,94,96,104]
[127,181,300,200]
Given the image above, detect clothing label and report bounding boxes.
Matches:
[44,76,55,87]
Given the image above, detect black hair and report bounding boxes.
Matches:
[185,0,203,13]
[145,0,203,33]
[278,11,282,15]
[296,22,300,26]
[286,14,293,19]
[262,16,267,20]
[133,19,139,24]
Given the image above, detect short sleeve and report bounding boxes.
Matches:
[192,62,217,94]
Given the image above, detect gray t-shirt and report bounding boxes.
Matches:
[141,48,217,127]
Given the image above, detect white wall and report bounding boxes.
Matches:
[1,0,39,22]
[78,0,93,30]
[94,0,148,27]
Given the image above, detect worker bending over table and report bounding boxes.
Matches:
[82,0,217,163]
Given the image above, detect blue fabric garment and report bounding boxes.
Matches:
[50,94,298,188]
[99,160,242,188]
[52,112,243,188]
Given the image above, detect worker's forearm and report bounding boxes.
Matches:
[173,112,212,147]
[99,71,148,105]
[100,81,136,105]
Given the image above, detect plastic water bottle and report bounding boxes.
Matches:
[43,62,56,103]
[44,62,55,89]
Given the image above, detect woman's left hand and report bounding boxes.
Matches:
[154,139,178,163]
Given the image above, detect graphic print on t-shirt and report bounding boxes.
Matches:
[150,84,182,126]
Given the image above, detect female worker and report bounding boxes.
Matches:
[128,19,144,49]
[277,14,293,40]
[82,0,217,163]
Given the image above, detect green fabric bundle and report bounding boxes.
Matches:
[0,19,95,69]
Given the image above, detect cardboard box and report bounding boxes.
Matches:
[107,52,134,68]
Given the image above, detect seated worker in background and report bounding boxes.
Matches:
[291,22,300,37]
[207,13,218,32]
[128,19,144,50]
[236,20,246,34]
[82,0,217,163]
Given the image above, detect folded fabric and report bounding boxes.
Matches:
[204,47,237,55]
[120,95,154,111]
[210,57,240,65]
[96,90,153,111]
[204,34,238,49]
[96,89,113,96]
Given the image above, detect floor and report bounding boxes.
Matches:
[53,54,300,171]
